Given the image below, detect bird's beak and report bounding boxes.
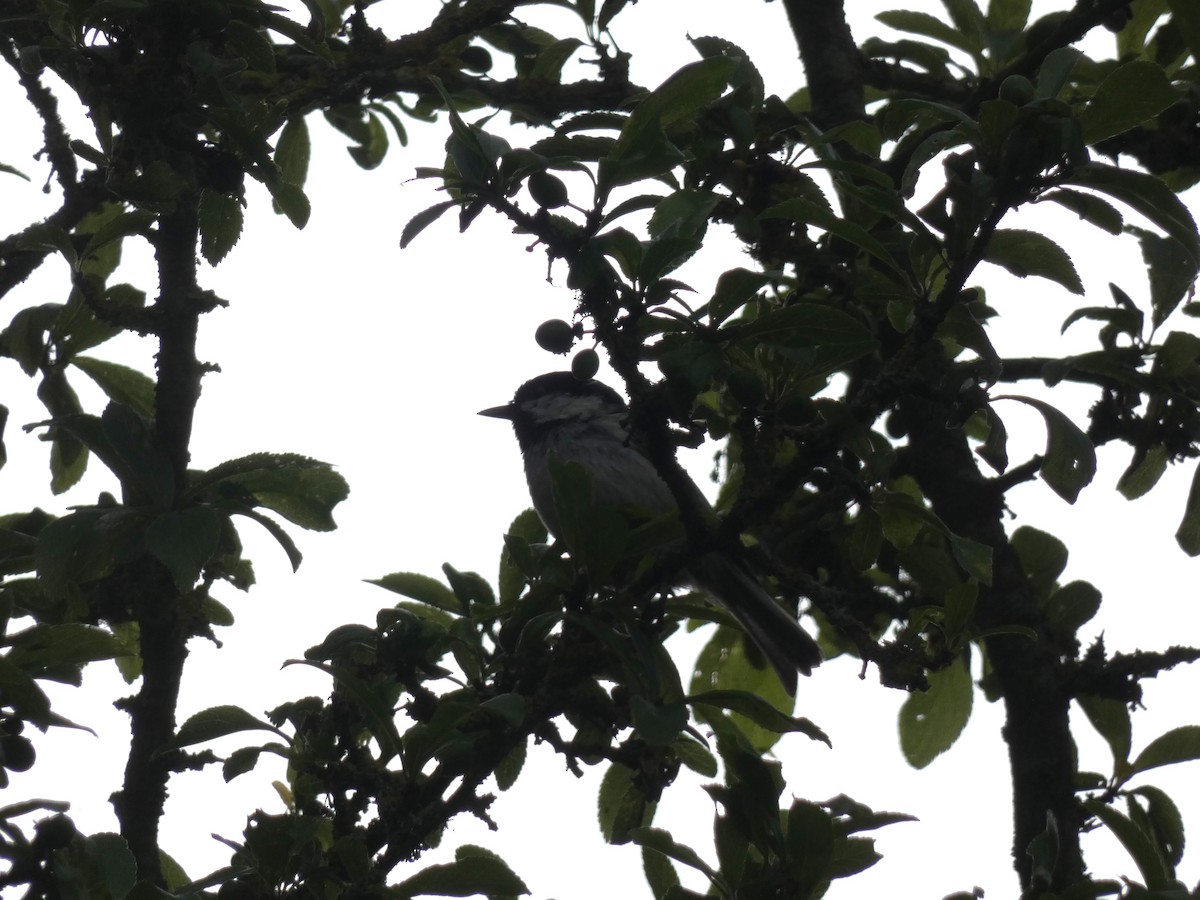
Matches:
[478,403,516,420]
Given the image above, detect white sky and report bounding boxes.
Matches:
[2,1,1199,898]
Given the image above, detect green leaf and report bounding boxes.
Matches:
[145,507,222,589]
[1011,525,1068,598]
[392,846,529,898]
[198,190,244,265]
[1130,725,1200,776]
[1133,785,1185,867]
[1039,189,1124,235]
[1079,60,1180,145]
[760,198,905,276]
[598,762,651,845]
[347,112,389,170]
[267,179,311,229]
[1166,0,1200,64]
[1064,164,1199,269]
[0,657,52,726]
[601,56,736,188]
[734,302,877,351]
[1133,226,1200,328]
[630,697,688,747]
[83,833,137,899]
[1175,462,1200,555]
[1083,799,1173,890]
[194,453,349,531]
[1044,580,1102,638]
[274,117,311,189]
[641,844,682,900]
[72,357,156,418]
[367,572,461,613]
[288,658,402,761]
[171,704,284,749]
[995,396,1096,503]
[401,200,457,249]
[983,229,1083,294]
[499,508,547,605]
[1119,445,1168,500]
[898,654,973,768]
[876,10,977,55]
[4,623,123,671]
[690,627,794,751]
[1077,694,1131,772]
[630,827,720,883]
[689,690,830,745]
[987,0,1031,31]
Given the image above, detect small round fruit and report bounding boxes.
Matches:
[998,75,1036,106]
[1,735,34,772]
[535,319,576,355]
[459,45,493,73]
[571,348,600,380]
[34,814,77,853]
[528,171,569,209]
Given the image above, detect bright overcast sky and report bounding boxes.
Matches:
[1,1,1199,898]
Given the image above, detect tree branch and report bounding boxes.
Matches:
[778,0,865,128]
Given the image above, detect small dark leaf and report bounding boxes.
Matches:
[984,229,1083,294]
[1130,725,1200,776]
[996,395,1096,503]
[198,190,244,265]
[368,572,461,613]
[145,507,222,589]
[171,705,284,749]
[1079,59,1180,145]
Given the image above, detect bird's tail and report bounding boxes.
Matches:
[691,553,822,697]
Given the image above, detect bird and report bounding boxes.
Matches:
[479,371,821,695]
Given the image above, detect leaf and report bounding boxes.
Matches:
[1133,785,1185,867]
[274,117,311,189]
[1119,445,1168,500]
[1077,694,1131,772]
[1175,463,1200,556]
[198,190,244,265]
[760,198,904,276]
[1079,60,1180,145]
[1166,0,1200,64]
[72,357,156,418]
[347,112,389,170]
[983,229,1083,294]
[1133,226,1200,328]
[145,507,222,589]
[267,179,311,229]
[171,704,284,749]
[630,696,688,747]
[83,833,137,899]
[898,654,973,768]
[876,10,977,54]
[598,762,649,845]
[1130,725,1200,776]
[194,453,349,531]
[401,200,457,249]
[1083,799,1173,890]
[367,572,461,613]
[600,56,736,188]
[630,827,720,883]
[689,690,830,745]
[392,846,528,898]
[995,395,1096,503]
[4,623,123,672]
[1064,164,1199,269]
[987,0,1031,31]
[1039,189,1124,235]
